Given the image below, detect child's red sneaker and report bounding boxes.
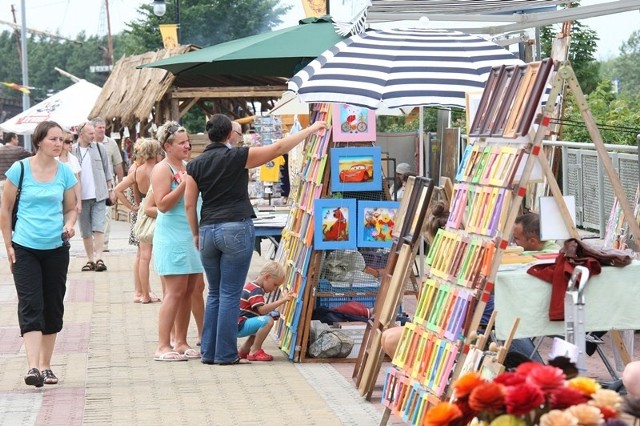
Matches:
[247,349,273,361]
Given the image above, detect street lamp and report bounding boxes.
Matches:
[152,0,166,17]
[152,0,180,44]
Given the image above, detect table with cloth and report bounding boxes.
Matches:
[494,260,640,362]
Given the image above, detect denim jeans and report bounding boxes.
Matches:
[199,219,255,363]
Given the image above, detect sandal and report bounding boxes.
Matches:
[81,261,96,272]
[24,368,44,388]
[247,349,273,362]
[218,357,251,365]
[42,369,58,385]
[95,259,107,272]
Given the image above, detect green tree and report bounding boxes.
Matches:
[122,0,291,55]
[611,29,640,96]
[540,20,600,94]
[561,80,640,145]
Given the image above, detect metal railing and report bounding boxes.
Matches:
[546,140,639,236]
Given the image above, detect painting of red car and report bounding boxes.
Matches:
[339,163,373,183]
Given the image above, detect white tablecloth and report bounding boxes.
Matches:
[494,260,640,340]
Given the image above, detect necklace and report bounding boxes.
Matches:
[79,146,90,165]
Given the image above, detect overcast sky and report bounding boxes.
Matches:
[0,0,638,59]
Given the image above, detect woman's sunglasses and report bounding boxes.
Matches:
[64,140,73,144]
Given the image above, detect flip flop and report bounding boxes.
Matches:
[182,348,201,359]
[154,351,187,362]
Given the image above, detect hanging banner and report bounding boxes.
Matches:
[301,0,326,17]
[159,24,178,48]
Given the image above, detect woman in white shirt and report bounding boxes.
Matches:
[58,133,81,213]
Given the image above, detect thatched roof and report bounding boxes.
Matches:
[90,46,194,128]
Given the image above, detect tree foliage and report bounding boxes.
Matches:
[121,0,290,55]
[560,80,640,145]
[611,29,640,97]
[540,20,600,94]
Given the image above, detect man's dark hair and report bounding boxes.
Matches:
[3,132,17,144]
[515,212,540,241]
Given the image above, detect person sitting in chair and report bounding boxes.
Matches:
[512,212,560,252]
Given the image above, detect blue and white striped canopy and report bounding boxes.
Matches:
[288,28,523,109]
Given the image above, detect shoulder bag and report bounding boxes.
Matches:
[11,160,25,231]
[96,143,114,206]
[132,186,156,243]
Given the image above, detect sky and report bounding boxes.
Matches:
[0,0,638,59]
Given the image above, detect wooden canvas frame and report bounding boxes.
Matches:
[330,146,383,192]
[313,198,357,250]
[391,176,416,239]
[357,200,400,248]
[332,103,376,142]
[490,64,528,136]
[478,66,515,137]
[403,178,435,245]
[469,66,503,137]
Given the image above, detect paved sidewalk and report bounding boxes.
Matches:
[0,220,384,425]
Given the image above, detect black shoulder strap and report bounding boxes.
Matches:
[95,143,109,178]
[12,160,25,231]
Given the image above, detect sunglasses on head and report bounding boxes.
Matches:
[64,140,73,144]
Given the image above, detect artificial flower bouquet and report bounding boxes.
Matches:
[424,362,638,426]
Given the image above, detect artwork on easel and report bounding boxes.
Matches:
[313,198,357,250]
[330,146,382,192]
[357,201,400,248]
[332,103,376,142]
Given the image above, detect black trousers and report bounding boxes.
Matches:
[12,243,69,336]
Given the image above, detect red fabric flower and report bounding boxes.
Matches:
[505,382,545,416]
[598,406,618,421]
[549,386,590,410]
[515,361,543,377]
[494,372,527,388]
[527,365,566,393]
[453,372,486,399]
[469,382,507,413]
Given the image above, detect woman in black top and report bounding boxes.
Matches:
[185,114,326,365]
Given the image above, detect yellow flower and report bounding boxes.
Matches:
[539,410,579,426]
[490,414,526,426]
[567,403,604,425]
[567,377,601,396]
[589,388,623,409]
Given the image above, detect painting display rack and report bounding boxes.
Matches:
[379,59,640,425]
[273,103,333,360]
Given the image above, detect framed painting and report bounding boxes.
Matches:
[332,103,376,142]
[330,146,382,192]
[402,177,435,246]
[357,200,400,248]
[313,198,357,250]
[391,175,416,240]
[469,66,503,137]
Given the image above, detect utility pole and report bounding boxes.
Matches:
[10,4,22,64]
[104,0,114,64]
[19,0,30,151]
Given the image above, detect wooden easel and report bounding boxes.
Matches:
[352,177,435,398]
[377,60,640,425]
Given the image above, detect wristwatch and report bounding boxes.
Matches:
[108,188,114,192]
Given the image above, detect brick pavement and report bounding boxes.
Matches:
[0,221,383,425]
[1,220,636,425]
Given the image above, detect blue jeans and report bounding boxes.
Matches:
[199,219,255,363]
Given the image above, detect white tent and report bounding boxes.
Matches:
[0,80,102,135]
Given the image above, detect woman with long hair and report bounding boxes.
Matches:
[185,114,326,365]
[151,122,203,361]
[114,138,163,304]
[0,120,77,386]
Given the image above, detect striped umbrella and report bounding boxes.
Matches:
[288,28,523,109]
